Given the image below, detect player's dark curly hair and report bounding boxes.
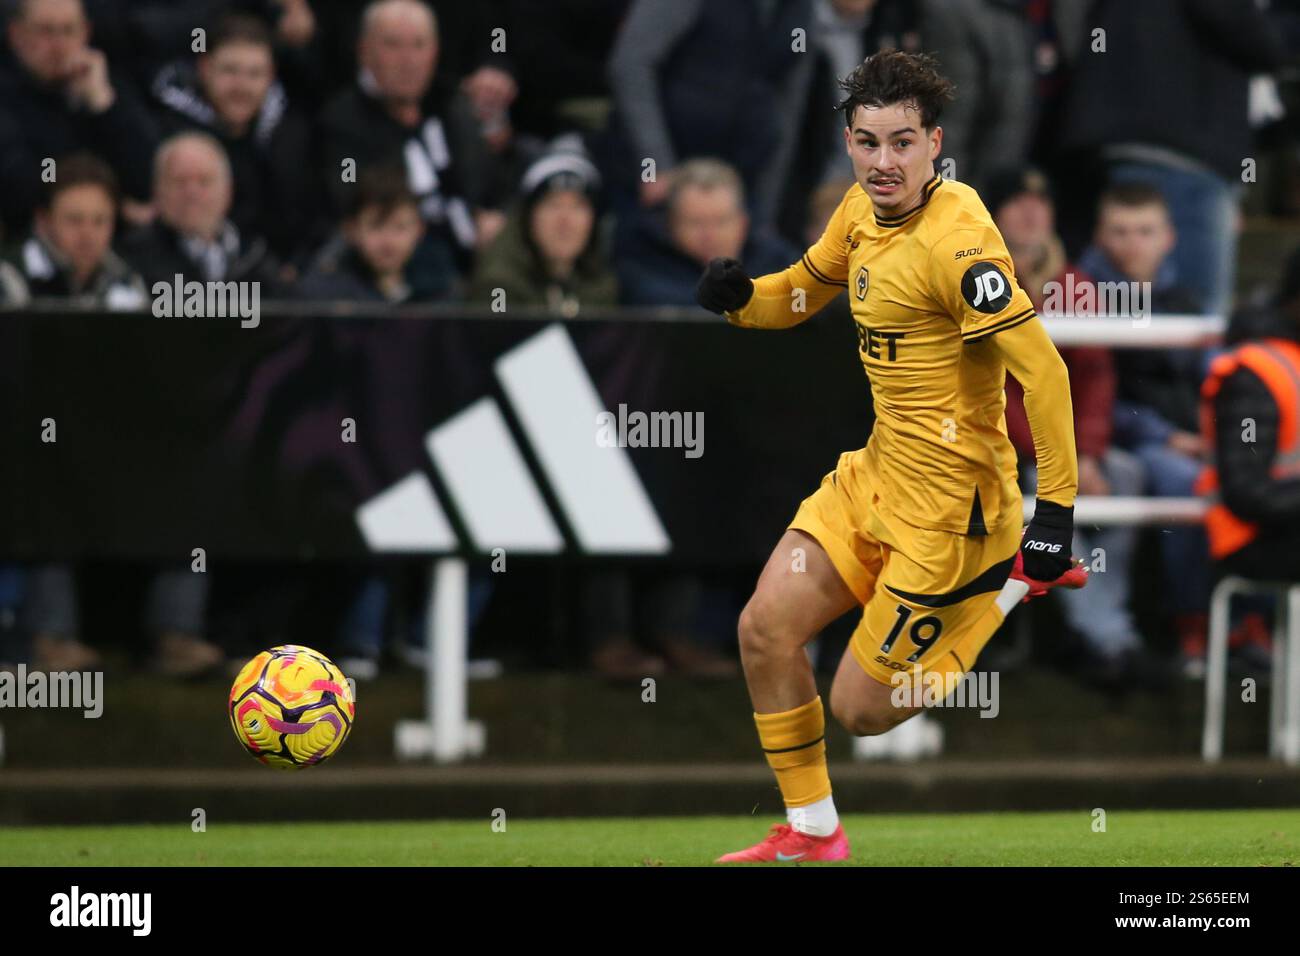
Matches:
[837,50,957,130]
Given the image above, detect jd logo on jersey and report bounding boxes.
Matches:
[961,262,1012,314]
[855,266,869,301]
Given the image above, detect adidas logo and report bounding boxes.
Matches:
[355,324,672,555]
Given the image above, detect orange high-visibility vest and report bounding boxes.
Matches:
[1195,337,1300,558]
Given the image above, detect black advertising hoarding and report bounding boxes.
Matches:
[0,305,872,562]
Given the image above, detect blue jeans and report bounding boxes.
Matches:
[1108,160,1237,317]
[342,570,496,658]
[144,570,209,636]
[22,564,79,637]
[1133,442,1212,615]
[340,575,391,658]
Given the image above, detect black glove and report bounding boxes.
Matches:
[1020,499,1075,581]
[695,257,754,315]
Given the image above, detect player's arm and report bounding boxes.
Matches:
[696,188,852,328]
[994,317,1081,584]
[697,257,847,329]
[991,319,1078,509]
[930,226,1079,582]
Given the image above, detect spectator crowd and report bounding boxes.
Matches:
[4,0,1300,689]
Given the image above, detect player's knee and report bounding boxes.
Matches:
[737,596,789,659]
[851,709,907,737]
[830,695,908,737]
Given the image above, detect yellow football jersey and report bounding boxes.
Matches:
[729,174,1075,536]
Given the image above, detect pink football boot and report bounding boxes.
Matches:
[717,823,850,863]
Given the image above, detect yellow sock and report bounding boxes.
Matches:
[755,696,831,808]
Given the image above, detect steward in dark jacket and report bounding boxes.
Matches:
[1200,288,1300,579]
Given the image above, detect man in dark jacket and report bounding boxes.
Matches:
[1062,0,1292,317]
[121,131,282,290]
[317,0,489,300]
[921,0,1034,192]
[76,1,316,92]
[149,13,320,266]
[618,158,796,307]
[605,0,806,225]
[773,0,919,246]
[0,0,160,237]
[1190,251,1300,679]
[3,152,146,308]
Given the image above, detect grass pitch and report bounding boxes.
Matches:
[4,808,1299,866]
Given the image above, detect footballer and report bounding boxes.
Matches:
[695,50,1087,863]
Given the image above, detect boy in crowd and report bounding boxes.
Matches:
[990,167,1164,690]
[1078,183,1247,676]
[297,166,426,303]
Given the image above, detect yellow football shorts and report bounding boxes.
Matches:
[790,449,1022,687]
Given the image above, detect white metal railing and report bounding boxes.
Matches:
[1026,496,1206,525]
[1203,577,1300,767]
[1038,314,1224,347]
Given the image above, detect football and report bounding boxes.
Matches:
[227,645,356,769]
